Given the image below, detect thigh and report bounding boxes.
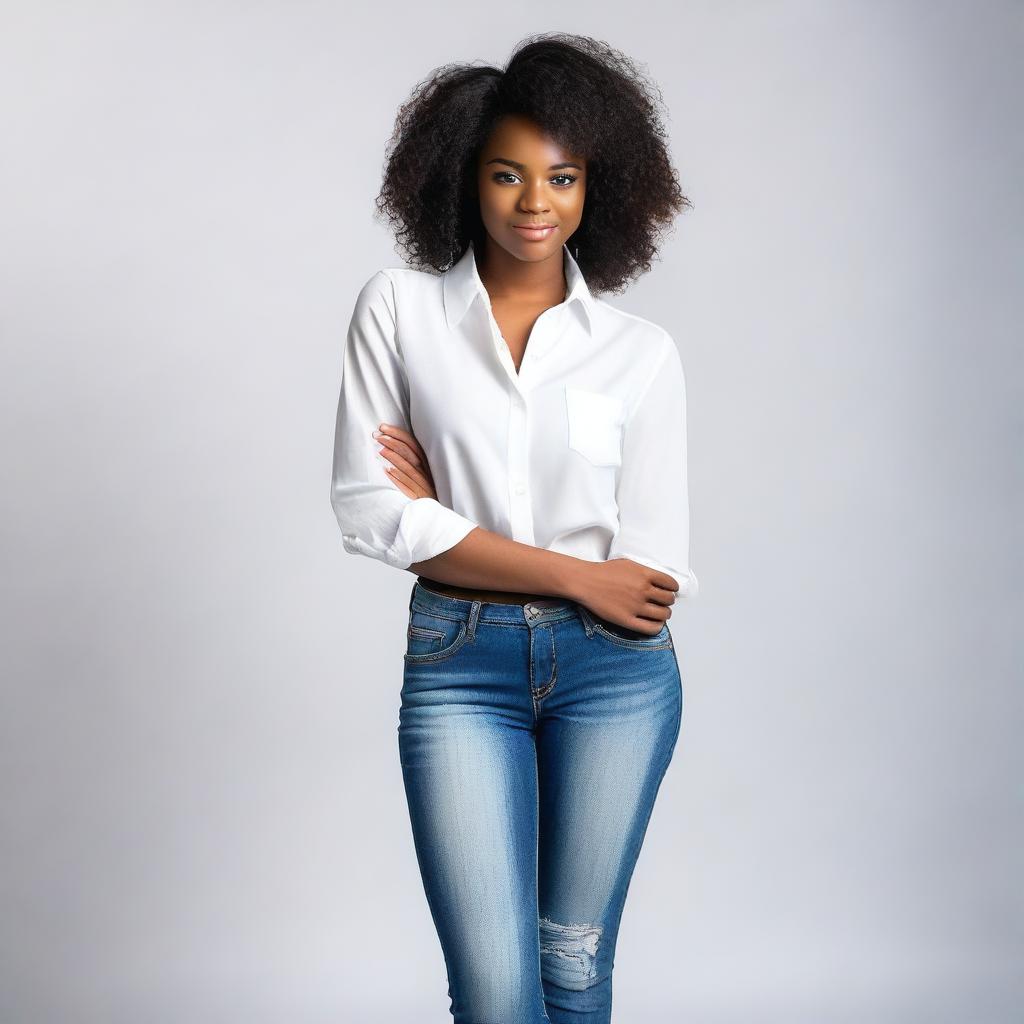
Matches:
[534,618,683,993]
[398,604,546,1023]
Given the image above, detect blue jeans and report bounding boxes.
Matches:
[398,580,684,1023]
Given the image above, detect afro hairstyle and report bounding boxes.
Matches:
[374,32,692,295]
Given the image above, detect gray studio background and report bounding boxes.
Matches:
[1,3,1020,1022]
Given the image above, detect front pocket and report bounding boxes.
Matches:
[404,608,470,663]
[593,619,672,650]
[565,386,625,467]
[406,624,446,658]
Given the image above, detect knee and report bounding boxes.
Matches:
[539,915,605,991]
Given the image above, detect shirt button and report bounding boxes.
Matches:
[513,482,527,496]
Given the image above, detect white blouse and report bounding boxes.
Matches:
[330,240,699,598]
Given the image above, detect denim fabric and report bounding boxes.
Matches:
[398,580,684,1023]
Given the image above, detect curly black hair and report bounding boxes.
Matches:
[374,32,692,295]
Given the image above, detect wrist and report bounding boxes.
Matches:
[545,552,590,603]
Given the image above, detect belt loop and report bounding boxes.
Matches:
[576,604,595,637]
[467,599,482,641]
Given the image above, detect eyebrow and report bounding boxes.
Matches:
[485,157,584,172]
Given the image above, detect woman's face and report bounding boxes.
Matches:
[476,114,587,263]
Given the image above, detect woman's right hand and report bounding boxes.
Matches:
[569,558,679,635]
[374,422,438,501]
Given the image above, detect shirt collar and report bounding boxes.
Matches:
[443,238,595,336]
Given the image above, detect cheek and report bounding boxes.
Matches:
[478,181,511,216]
[557,182,585,211]
[556,195,585,227]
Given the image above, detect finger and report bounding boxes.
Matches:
[651,571,680,594]
[376,423,427,467]
[385,461,429,498]
[388,472,419,499]
[643,604,671,624]
[646,585,677,608]
[632,609,670,634]
[376,421,416,446]
[375,433,424,473]
[376,428,436,488]
[379,443,432,493]
[624,618,667,637]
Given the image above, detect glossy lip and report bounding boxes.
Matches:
[513,224,557,241]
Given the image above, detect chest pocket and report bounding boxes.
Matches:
[565,386,626,467]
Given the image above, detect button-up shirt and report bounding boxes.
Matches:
[330,240,699,598]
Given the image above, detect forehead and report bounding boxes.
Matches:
[480,114,586,164]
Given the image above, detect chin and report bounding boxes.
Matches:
[506,233,562,258]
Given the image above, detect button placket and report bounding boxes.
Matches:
[484,305,521,388]
[507,390,535,546]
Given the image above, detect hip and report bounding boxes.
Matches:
[401,579,681,718]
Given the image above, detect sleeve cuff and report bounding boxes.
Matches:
[384,497,478,569]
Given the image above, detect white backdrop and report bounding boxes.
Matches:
[1,2,1020,1021]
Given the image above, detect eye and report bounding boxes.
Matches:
[490,172,579,187]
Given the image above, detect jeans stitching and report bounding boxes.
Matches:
[531,625,558,701]
[403,622,469,663]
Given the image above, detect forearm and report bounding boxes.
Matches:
[409,525,587,601]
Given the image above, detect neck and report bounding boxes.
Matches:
[475,236,567,306]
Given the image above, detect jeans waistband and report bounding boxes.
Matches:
[410,579,584,626]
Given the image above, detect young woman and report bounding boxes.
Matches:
[331,32,699,1024]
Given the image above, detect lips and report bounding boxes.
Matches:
[513,224,556,241]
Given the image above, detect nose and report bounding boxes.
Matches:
[518,180,550,213]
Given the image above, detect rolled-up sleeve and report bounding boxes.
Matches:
[607,335,699,598]
[330,271,479,570]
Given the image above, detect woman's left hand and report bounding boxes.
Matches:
[373,422,438,501]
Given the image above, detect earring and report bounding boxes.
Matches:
[574,245,579,261]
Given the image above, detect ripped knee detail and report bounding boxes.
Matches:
[539,916,604,990]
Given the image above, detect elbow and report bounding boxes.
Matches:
[329,479,407,569]
[329,478,476,572]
